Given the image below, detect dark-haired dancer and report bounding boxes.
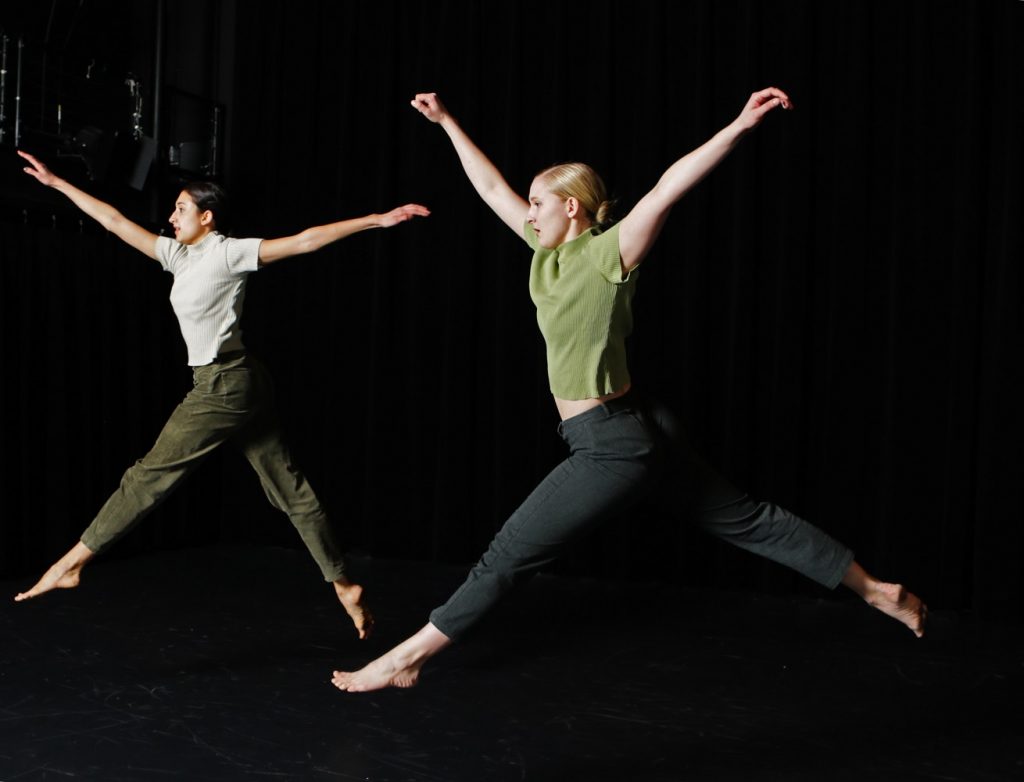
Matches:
[331,88,925,690]
[14,150,429,638]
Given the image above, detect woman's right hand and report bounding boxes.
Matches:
[18,150,61,187]
[410,92,449,124]
[408,91,529,235]
[18,148,159,259]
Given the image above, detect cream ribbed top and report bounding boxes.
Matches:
[155,232,262,366]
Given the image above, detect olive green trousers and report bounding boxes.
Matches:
[80,353,346,581]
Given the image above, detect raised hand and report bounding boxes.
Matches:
[734,86,793,132]
[410,92,450,124]
[17,150,61,187]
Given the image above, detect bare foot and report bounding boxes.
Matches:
[864,582,928,638]
[14,563,81,601]
[331,654,425,692]
[842,561,927,637]
[331,622,451,693]
[14,542,94,602]
[334,579,374,640]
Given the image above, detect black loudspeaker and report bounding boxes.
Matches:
[125,135,156,190]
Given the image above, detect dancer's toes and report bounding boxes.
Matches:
[331,671,352,691]
[329,657,420,693]
[14,565,82,602]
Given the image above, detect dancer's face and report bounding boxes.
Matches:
[168,191,213,245]
[527,179,573,249]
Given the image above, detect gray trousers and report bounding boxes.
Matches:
[80,353,347,581]
[429,393,854,639]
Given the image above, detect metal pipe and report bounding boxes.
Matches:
[153,0,165,162]
[210,104,220,177]
[14,36,23,147]
[0,34,8,144]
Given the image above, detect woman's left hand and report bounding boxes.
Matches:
[735,87,793,132]
[377,204,431,227]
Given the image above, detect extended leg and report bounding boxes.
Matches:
[333,403,660,691]
[649,402,926,635]
[15,358,255,602]
[234,359,372,639]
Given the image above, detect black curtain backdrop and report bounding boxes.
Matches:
[1,1,1021,620]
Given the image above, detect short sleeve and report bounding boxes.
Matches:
[155,236,186,273]
[223,237,263,274]
[586,223,629,284]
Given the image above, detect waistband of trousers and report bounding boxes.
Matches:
[210,349,247,364]
[192,350,248,376]
[557,390,641,437]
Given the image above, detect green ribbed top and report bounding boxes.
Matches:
[525,221,638,400]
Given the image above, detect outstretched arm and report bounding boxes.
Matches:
[18,150,159,259]
[257,204,430,266]
[410,92,529,237]
[617,87,792,273]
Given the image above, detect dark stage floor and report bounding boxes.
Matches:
[1,545,1021,782]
